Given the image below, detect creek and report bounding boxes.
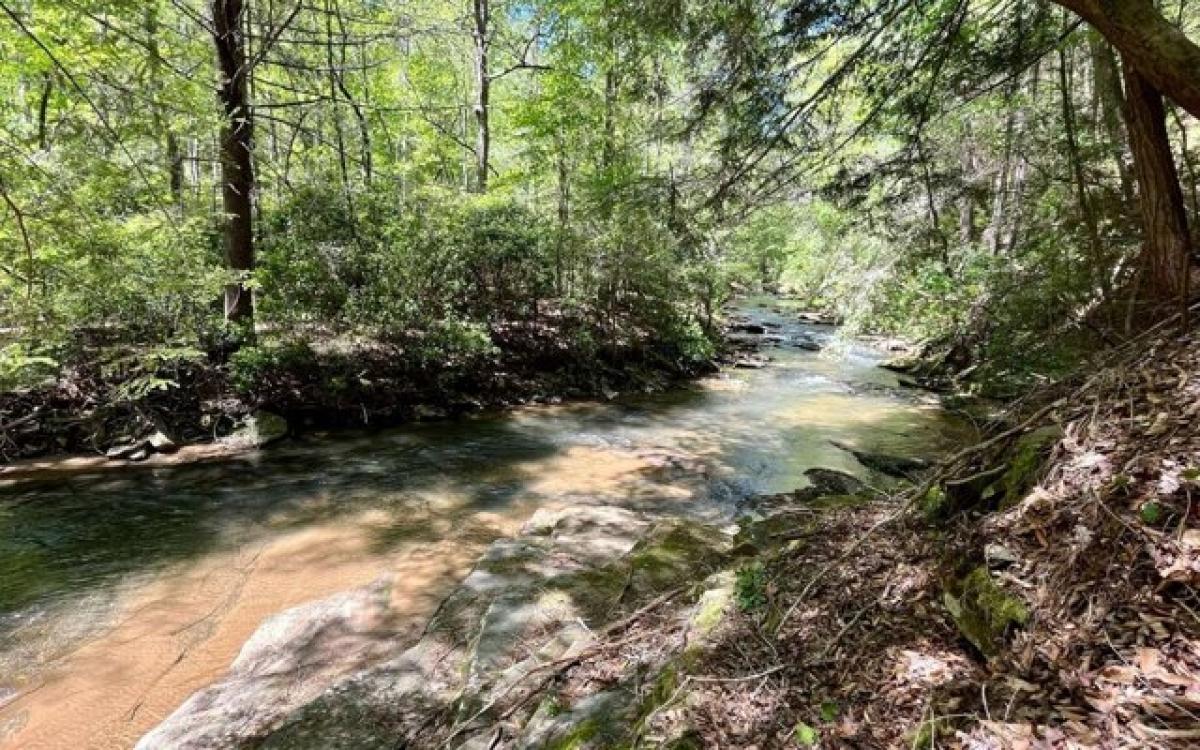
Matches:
[0,298,967,749]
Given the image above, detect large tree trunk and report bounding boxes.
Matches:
[472,0,490,192]
[213,0,255,324]
[1121,59,1192,300]
[1054,0,1200,118]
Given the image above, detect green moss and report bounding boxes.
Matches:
[1000,426,1062,507]
[793,722,819,746]
[626,521,724,594]
[646,662,680,712]
[906,716,953,749]
[944,566,1029,656]
[920,484,949,519]
[545,715,603,750]
[689,577,733,635]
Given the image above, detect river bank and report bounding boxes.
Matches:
[0,315,719,467]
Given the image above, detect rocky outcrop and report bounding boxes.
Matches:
[139,505,732,749]
[136,580,403,750]
[831,440,929,479]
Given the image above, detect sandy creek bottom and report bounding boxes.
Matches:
[0,303,966,749]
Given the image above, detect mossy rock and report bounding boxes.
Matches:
[624,520,727,598]
[943,566,1028,657]
[529,690,635,750]
[920,484,950,520]
[735,493,869,552]
[733,513,801,553]
[687,571,735,639]
[999,425,1062,507]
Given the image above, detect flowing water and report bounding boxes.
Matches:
[0,299,969,749]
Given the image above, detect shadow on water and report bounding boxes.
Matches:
[0,418,565,622]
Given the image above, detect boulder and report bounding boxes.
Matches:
[943,566,1028,657]
[728,323,766,335]
[148,431,179,454]
[804,467,865,495]
[831,441,929,478]
[136,581,401,750]
[106,440,151,460]
[223,411,289,449]
[215,506,732,749]
[412,404,448,421]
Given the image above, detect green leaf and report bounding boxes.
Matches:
[819,701,839,722]
[793,722,819,746]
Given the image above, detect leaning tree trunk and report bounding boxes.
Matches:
[1121,59,1192,302]
[1055,0,1200,119]
[212,0,255,324]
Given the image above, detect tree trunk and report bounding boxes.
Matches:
[324,0,353,213]
[212,0,255,324]
[146,7,183,207]
[1060,42,1103,280]
[1121,59,1192,301]
[958,124,975,245]
[1054,0,1200,118]
[472,0,490,192]
[986,93,1015,255]
[556,129,569,295]
[35,73,51,151]
[1088,31,1133,204]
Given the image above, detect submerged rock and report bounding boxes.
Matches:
[733,356,768,369]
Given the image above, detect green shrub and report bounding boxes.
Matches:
[735,561,768,612]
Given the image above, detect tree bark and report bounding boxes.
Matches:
[146,7,183,207]
[1088,31,1133,204]
[472,0,490,192]
[1121,59,1192,300]
[212,0,255,324]
[1060,42,1103,279]
[35,73,51,151]
[1054,0,1200,118]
